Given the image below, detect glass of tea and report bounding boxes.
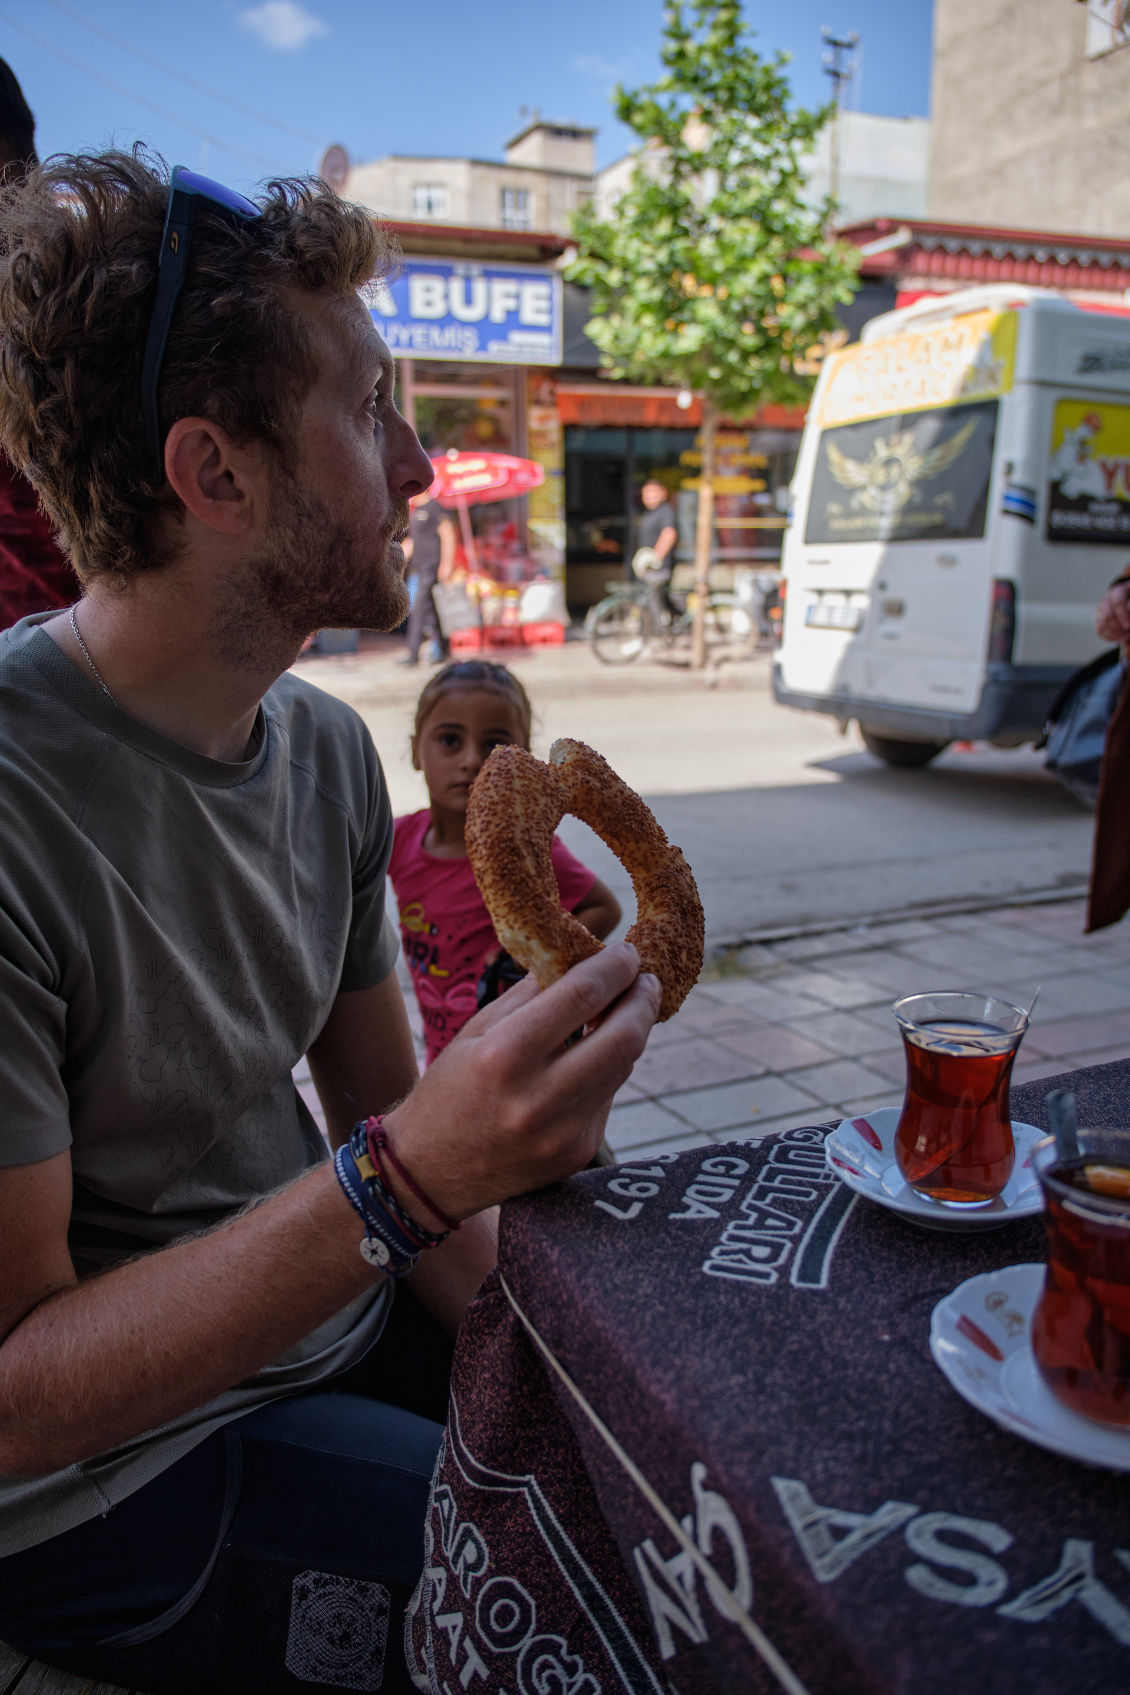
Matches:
[1031,1130,1130,1424]
[893,991,1030,1207]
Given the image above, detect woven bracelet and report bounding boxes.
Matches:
[363,1116,461,1234]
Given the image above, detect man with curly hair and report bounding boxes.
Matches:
[0,151,659,1694]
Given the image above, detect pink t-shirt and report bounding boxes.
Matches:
[389,807,596,1065]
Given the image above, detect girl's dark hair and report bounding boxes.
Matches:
[412,660,533,749]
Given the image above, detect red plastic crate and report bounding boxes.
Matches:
[521,622,566,646]
[448,628,483,653]
[483,626,523,649]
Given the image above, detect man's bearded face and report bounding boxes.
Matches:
[219,469,411,661]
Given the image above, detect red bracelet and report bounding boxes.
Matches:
[364,1116,461,1234]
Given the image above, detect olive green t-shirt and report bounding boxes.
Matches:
[0,615,400,1555]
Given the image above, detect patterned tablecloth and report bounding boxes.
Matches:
[406,1060,1130,1695]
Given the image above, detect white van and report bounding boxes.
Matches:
[773,284,1130,764]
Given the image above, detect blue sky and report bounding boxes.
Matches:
[4,0,934,191]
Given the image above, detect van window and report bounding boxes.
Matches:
[805,398,999,546]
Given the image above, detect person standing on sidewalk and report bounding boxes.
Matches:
[0,59,80,629]
[633,478,678,630]
[401,487,455,666]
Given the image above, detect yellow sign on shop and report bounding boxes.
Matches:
[1047,397,1130,543]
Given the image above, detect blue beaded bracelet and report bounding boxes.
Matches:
[334,1142,421,1277]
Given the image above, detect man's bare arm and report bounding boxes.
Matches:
[306,971,420,1150]
[0,947,657,1474]
[306,969,495,1335]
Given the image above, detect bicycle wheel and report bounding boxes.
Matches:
[590,598,648,664]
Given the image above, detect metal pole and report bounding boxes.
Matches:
[821,30,858,220]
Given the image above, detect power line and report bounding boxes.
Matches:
[0,11,283,169]
[36,0,324,146]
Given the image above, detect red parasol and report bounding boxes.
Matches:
[427,451,545,570]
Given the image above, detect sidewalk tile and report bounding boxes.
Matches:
[838,1089,905,1116]
[896,935,1024,978]
[696,979,829,1020]
[607,1100,696,1151]
[613,1080,646,1106]
[854,1047,906,1084]
[1034,975,1130,1019]
[613,1130,716,1160]
[1059,1041,1130,1070]
[630,1038,766,1097]
[848,955,935,996]
[782,1057,896,1106]
[777,969,891,1009]
[788,1008,897,1057]
[662,1073,820,1132]
[939,920,1052,956]
[1023,1010,1130,1057]
[715,1025,837,1072]
[1011,1057,1079,1088]
[728,1107,842,1144]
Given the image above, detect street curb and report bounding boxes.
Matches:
[708,877,1091,953]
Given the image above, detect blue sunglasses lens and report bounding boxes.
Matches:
[171,167,260,220]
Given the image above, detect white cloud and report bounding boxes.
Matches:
[239,1,329,51]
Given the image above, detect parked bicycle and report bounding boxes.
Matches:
[585,579,754,665]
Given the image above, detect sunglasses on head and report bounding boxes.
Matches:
[140,166,262,480]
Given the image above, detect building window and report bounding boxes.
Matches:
[501,188,533,231]
[412,183,449,219]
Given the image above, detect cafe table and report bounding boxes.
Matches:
[406,1058,1130,1694]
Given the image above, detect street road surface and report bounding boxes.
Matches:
[299,641,1093,945]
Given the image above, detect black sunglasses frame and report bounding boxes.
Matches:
[140,166,262,481]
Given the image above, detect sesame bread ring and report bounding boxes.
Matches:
[465,737,704,1021]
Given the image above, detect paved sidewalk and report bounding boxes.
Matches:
[297,897,1130,1160]
[606,896,1130,1160]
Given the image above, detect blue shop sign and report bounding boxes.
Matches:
[363,259,562,365]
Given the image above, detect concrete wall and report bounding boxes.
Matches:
[929,0,1130,236]
[598,113,929,228]
[343,156,591,234]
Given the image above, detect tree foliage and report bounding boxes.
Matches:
[567,0,860,420]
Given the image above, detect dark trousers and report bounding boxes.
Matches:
[404,571,445,662]
[0,1286,453,1695]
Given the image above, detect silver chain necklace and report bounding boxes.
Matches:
[70,604,116,704]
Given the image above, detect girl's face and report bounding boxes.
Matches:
[413,686,528,815]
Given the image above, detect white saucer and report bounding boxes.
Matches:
[824,1107,1044,1231]
[930,1262,1130,1471]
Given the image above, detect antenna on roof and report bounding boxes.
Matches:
[821,28,859,218]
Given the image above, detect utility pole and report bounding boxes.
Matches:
[821,28,858,216]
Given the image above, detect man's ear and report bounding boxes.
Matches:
[164,417,261,537]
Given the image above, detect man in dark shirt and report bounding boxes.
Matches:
[0,60,79,629]
[634,478,679,627]
[402,488,455,665]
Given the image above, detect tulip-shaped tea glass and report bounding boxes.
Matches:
[1031,1130,1130,1424]
[893,992,1029,1208]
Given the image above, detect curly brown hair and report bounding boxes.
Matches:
[0,149,394,583]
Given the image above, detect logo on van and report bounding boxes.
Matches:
[1076,345,1130,376]
[825,418,978,518]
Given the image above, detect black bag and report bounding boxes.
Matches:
[1041,646,1124,807]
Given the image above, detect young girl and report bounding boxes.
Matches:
[390,660,622,1065]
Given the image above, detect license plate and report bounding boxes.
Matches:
[805,600,864,631]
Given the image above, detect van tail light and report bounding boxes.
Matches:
[987,579,1015,665]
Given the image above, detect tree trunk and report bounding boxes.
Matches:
[691,399,716,670]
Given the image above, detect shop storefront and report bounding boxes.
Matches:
[369,226,808,613]
[555,388,804,607]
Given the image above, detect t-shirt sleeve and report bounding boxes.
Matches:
[0,899,71,1167]
[338,733,401,993]
[550,835,598,912]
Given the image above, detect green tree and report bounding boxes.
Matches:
[567,0,859,666]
